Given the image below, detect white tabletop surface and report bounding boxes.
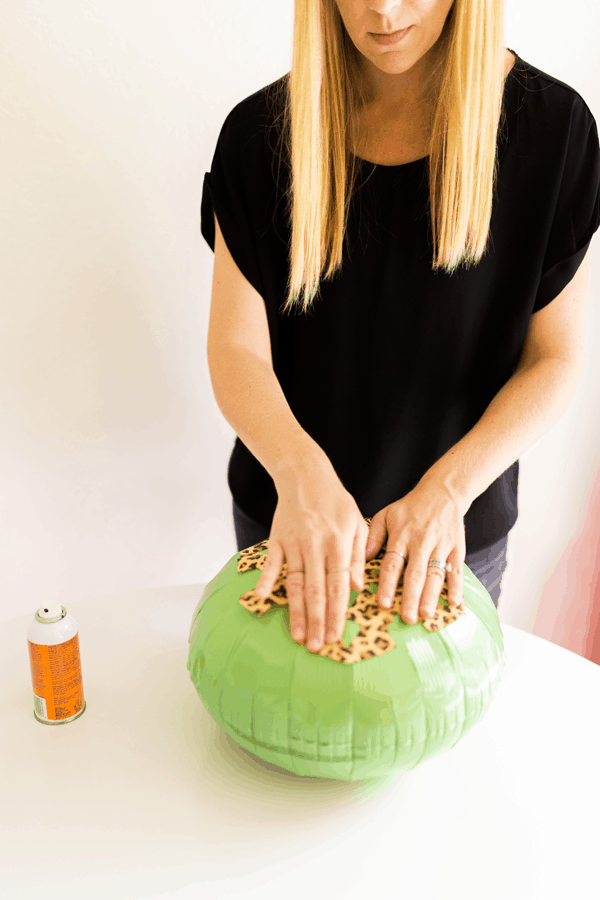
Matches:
[2,583,599,900]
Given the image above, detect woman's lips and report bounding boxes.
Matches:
[370,26,412,46]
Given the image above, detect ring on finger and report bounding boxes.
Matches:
[427,559,453,574]
[384,550,406,562]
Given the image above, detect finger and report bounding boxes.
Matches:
[303,538,328,653]
[325,524,368,645]
[280,540,308,644]
[324,566,351,645]
[352,521,368,592]
[255,539,308,643]
[365,514,385,560]
[254,540,284,600]
[400,547,431,624]
[446,553,464,606]
[376,545,406,610]
[416,544,450,619]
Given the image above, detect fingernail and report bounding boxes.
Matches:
[380,595,392,608]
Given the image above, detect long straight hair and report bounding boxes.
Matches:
[267,0,507,315]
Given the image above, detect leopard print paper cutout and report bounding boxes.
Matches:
[235,517,465,663]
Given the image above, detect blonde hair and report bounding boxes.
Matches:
[267,0,508,315]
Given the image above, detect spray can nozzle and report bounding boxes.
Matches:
[37,605,65,621]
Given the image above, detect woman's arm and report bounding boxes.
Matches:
[419,250,590,511]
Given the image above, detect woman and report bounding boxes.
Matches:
[203,0,600,653]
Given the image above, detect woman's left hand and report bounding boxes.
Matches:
[366,480,467,623]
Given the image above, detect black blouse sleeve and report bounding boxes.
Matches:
[200,104,264,299]
[533,101,600,313]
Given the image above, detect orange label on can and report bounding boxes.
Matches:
[28,633,85,721]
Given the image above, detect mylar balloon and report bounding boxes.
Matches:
[187,520,506,782]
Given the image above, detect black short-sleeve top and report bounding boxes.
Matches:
[201,51,600,554]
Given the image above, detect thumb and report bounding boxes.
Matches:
[365,513,388,558]
[254,537,284,599]
[350,532,366,593]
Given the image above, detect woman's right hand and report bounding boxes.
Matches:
[253,457,370,653]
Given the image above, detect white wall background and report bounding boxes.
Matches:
[1,0,599,634]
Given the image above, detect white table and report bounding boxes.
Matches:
[2,583,599,900]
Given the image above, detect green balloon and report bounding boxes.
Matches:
[187,546,505,782]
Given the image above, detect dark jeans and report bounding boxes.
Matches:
[232,498,507,610]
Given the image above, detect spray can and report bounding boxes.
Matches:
[27,604,86,725]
